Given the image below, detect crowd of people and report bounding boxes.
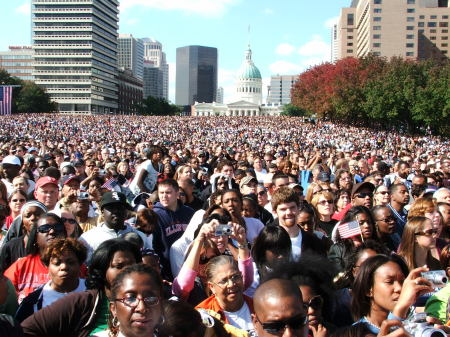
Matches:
[0,113,449,337]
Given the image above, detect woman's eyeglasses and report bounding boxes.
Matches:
[37,223,65,234]
[255,313,308,335]
[318,200,333,206]
[115,295,159,308]
[415,229,438,237]
[61,217,79,225]
[212,273,242,288]
[376,191,389,195]
[11,198,26,203]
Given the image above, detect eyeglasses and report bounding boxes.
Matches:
[376,191,389,195]
[114,295,160,308]
[415,229,438,237]
[305,295,323,310]
[212,273,242,288]
[61,217,79,226]
[257,190,267,196]
[37,223,65,234]
[318,199,333,206]
[377,217,395,223]
[355,192,373,199]
[255,313,308,335]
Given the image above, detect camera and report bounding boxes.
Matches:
[215,224,232,236]
[403,313,446,337]
[77,191,89,200]
[421,270,448,288]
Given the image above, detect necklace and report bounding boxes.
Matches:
[363,316,381,330]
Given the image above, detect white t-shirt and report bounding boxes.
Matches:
[224,301,255,333]
[290,231,303,260]
[39,278,86,310]
[129,160,159,194]
[255,169,267,184]
[244,217,264,244]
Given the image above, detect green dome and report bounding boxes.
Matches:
[238,47,261,80]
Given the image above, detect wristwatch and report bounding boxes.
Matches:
[237,242,249,249]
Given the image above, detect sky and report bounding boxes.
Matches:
[0,0,350,103]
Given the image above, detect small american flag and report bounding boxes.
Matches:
[0,86,13,115]
[338,220,362,239]
[102,177,118,190]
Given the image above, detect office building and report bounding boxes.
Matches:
[0,46,34,81]
[141,38,168,100]
[336,0,450,60]
[117,69,143,114]
[32,0,119,113]
[176,45,217,106]
[216,86,224,104]
[118,34,144,80]
[266,75,298,105]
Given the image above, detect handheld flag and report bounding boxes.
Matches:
[338,220,362,239]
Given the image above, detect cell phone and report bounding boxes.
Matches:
[215,224,232,236]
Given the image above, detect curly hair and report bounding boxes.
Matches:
[41,237,87,266]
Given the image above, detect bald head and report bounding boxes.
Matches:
[254,278,303,314]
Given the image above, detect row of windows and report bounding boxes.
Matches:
[0,55,32,60]
[0,62,32,66]
[237,87,261,93]
[372,42,449,48]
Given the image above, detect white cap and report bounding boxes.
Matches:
[2,155,21,166]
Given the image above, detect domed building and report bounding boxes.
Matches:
[235,45,262,105]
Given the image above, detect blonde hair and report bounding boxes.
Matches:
[408,198,436,219]
[398,216,432,270]
[174,165,192,181]
[310,191,334,209]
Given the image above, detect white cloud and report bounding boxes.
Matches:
[269,60,302,75]
[15,3,30,15]
[119,0,240,17]
[263,8,274,15]
[324,16,339,29]
[125,18,139,25]
[275,43,296,56]
[218,68,238,103]
[298,35,330,58]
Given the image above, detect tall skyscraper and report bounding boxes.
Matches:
[0,46,34,81]
[216,87,224,104]
[118,34,144,80]
[141,38,168,100]
[176,46,218,106]
[32,0,119,113]
[336,0,449,60]
[267,75,298,105]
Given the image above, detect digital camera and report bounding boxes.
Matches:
[421,270,448,288]
[403,313,446,337]
[215,224,232,236]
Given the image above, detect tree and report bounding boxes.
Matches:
[16,81,57,113]
[0,69,23,113]
[281,104,306,117]
[138,96,181,116]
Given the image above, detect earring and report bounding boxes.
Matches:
[112,316,120,328]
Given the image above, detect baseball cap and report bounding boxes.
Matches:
[351,182,375,197]
[35,176,59,191]
[61,174,81,186]
[100,191,132,210]
[317,171,330,182]
[2,155,21,166]
[239,176,258,189]
[73,159,85,167]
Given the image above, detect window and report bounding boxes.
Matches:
[406,43,414,48]
[406,26,415,30]
[430,15,437,19]
[406,34,414,39]
[373,34,381,39]
[347,13,354,25]
[442,43,448,47]
[439,22,448,27]
[430,36,436,40]
[374,17,382,22]
[430,29,436,33]
[347,42,353,46]
[407,0,415,3]
[348,28,354,32]
[443,30,448,33]
[428,22,437,27]
[407,17,415,22]
[374,8,382,13]
[417,22,424,27]
[346,49,353,53]
[373,43,381,47]
[442,36,448,40]
[443,16,449,19]
[374,0,382,3]
[374,26,382,30]
[407,8,415,13]
[419,15,425,19]
[406,52,414,56]
[418,29,424,33]
[373,52,381,56]
[348,35,353,39]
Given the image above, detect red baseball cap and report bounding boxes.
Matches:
[35,176,59,191]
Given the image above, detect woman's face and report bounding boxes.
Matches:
[415,219,437,249]
[374,187,390,205]
[216,178,228,191]
[111,272,162,337]
[222,191,242,218]
[339,173,352,190]
[36,216,66,251]
[298,211,314,233]
[256,187,268,206]
[22,206,45,233]
[13,178,28,193]
[316,195,334,216]
[336,193,350,212]
[370,262,405,314]
[299,285,323,330]
[181,167,193,179]
[9,192,26,214]
[105,250,137,290]
[242,199,257,218]
[209,263,243,308]
[48,250,81,291]
[118,163,129,176]
[356,212,373,239]
[424,209,442,231]
[207,209,228,253]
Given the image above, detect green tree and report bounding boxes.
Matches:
[0,69,23,113]
[16,81,57,113]
[139,96,181,116]
[281,104,306,116]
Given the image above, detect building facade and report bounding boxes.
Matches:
[0,46,34,81]
[266,75,298,105]
[141,38,168,100]
[216,86,224,104]
[235,46,262,105]
[117,69,143,114]
[175,45,218,106]
[32,0,119,113]
[336,0,449,60]
[118,34,144,80]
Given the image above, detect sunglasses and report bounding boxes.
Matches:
[355,192,373,198]
[415,229,438,237]
[376,191,389,195]
[318,200,333,206]
[305,295,323,310]
[12,198,26,203]
[37,223,65,234]
[61,217,79,225]
[256,313,308,335]
[257,190,267,196]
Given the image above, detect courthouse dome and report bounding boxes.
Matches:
[237,46,261,80]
